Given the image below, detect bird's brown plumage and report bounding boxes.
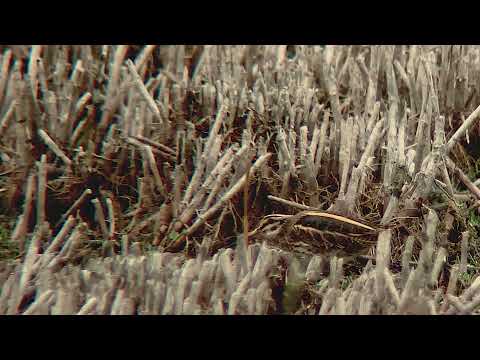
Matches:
[249,211,379,258]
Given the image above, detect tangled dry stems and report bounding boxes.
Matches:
[1,45,480,314]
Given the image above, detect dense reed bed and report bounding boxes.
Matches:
[1,45,480,314]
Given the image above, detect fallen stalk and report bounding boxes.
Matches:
[167,153,272,251]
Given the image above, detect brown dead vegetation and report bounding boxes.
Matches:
[1,45,480,314]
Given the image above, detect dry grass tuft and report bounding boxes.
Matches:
[1,45,480,314]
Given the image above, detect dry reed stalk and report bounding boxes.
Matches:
[134,45,157,73]
[0,49,13,105]
[46,222,86,271]
[70,106,94,146]
[384,102,399,190]
[168,153,272,250]
[74,92,92,120]
[446,102,480,153]
[266,195,316,211]
[37,129,72,167]
[106,197,116,240]
[43,216,77,260]
[203,146,247,212]
[36,56,49,97]
[460,231,469,274]
[446,157,480,201]
[36,155,48,226]
[430,247,447,288]
[22,290,55,315]
[96,46,129,139]
[0,100,15,137]
[130,134,176,157]
[15,222,48,313]
[375,230,391,305]
[127,59,164,125]
[91,198,110,241]
[4,45,480,314]
[174,146,236,232]
[143,145,166,198]
[347,118,385,208]
[60,59,85,140]
[460,276,480,304]
[54,189,92,228]
[10,173,36,251]
[338,117,353,198]
[180,105,226,210]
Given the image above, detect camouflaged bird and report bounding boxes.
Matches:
[248,210,380,259]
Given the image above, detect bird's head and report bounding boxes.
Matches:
[248,213,293,241]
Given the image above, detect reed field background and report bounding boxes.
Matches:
[1,45,480,314]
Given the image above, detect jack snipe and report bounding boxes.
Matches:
[249,210,380,259]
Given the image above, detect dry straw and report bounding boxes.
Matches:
[2,45,480,314]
